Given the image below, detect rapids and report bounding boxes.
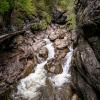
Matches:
[50,46,73,87]
[13,39,55,100]
[13,38,73,100]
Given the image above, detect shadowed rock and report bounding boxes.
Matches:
[52,9,67,25]
[71,0,100,99]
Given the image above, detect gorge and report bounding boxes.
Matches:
[0,0,100,100]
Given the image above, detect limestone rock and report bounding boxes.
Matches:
[54,39,68,49]
[45,59,63,74]
[39,47,48,60]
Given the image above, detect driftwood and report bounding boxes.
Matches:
[0,30,25,43]
[0,22,35,44]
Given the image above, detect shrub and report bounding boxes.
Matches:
[57,0,76,29]
[0,0,10,15]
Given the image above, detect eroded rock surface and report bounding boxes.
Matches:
[71,0,100,100]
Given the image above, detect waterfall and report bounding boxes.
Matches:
[50,46,73,87]
[12,38,74,99]
[44,38,55,60]
[14,39,55,100]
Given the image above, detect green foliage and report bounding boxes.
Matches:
[67,0,76,29]
[57,0,76,29]
[0,0,10,14]
[16,0,36,15]
[0,0,35,15]
[34,0,54,22]
[30,0,55,30]
[0,0,76,30]
[31,20,48,31]
[57,0,70,10]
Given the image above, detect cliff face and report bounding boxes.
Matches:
[71,0,100,100]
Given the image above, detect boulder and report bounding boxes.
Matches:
[54,39,68,49]
[45,59,63,74]
[39,47,48,60]
[48,30,59,41]
[47,24,67,41]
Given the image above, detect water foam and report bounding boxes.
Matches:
[15,39,55,100]
[50,46,73,87]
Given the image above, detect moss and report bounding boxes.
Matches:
[40,20,48,29]
[0,0,10,15]
[67,7,76,29]
[41,11,52,24]
[31,20,48,31]
[16,0,37,15]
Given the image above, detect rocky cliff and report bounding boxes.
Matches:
[71,0,100,100]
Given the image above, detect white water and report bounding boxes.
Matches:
[50,46,73,87]
[15,39,55,100]
[44,38,55,59]
[13,38,73,99]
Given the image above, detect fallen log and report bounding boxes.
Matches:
[0,30,25,43]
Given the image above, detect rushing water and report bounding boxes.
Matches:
[13,38,73,100]
[50,46,73,87]
[13,39,55,100]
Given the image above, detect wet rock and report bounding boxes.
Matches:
[33,40,46,52]
[55,48,69,60]
[20,60,34,77]
[71,94,79,100]
[39,79,55,100]
[39,47,48,60]
[54,39,68,49]
[54,84,73,100]
[45,47,69,74]
[40,80,74,100]
[45,59,63,74]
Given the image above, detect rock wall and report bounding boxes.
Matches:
[71,0,100,100]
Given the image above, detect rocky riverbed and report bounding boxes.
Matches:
[1,0,100,100]
[0,24,78,100]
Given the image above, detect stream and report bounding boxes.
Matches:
[12,38,73,100]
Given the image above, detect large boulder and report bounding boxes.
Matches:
[45,59,63,74]
[39,47,48,60]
